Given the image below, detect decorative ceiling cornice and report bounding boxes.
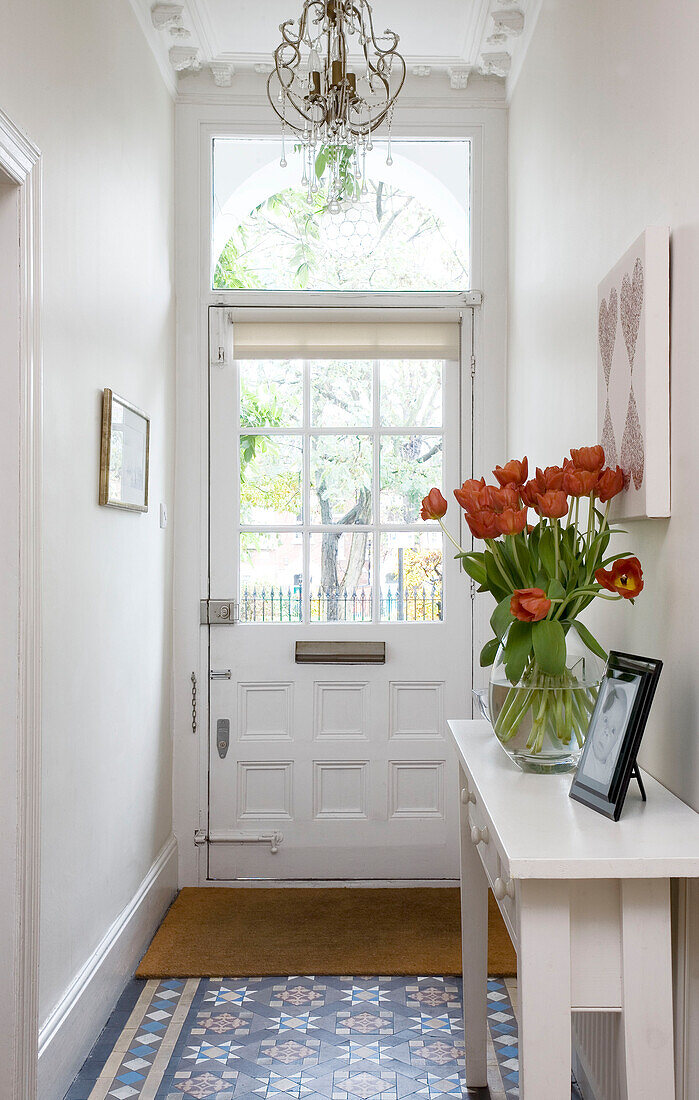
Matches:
[132,0,541,102]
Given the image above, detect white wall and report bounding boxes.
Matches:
[507,0,699,1092]
[0,1,176,1093]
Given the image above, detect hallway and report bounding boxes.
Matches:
[3,0,699,1097]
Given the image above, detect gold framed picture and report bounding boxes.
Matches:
[99,389,150,512]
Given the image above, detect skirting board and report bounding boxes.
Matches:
[38,835,178,1100]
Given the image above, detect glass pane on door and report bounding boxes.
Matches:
[237,359,446,622]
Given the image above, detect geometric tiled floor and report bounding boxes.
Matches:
[64,976,582,1100]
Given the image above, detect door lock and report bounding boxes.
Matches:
[216,719,230,759]
[200,599,239,625]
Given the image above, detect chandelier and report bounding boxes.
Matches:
[267,0,406,211]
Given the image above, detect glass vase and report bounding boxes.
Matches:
[486,623,606,773]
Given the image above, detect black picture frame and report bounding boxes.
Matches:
[569,651,662,821]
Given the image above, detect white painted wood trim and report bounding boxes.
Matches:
[0,106,43,1100]
[188,878,461,888]
[38,835,178,1100]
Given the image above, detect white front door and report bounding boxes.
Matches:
[205,307,472,880]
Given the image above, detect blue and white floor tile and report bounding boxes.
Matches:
[64,976,580,1100]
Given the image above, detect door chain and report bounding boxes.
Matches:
[191,672,197,734]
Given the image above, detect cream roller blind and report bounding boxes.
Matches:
[231,319,461,360]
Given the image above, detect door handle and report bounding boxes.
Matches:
[216,719,230,759]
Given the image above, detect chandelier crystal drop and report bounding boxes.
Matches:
[266,0,406,209]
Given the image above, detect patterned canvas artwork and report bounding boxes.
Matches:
[596,227,670,519]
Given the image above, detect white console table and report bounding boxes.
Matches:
[449,719,699,1100]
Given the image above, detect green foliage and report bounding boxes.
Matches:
[504,620,533,684]
[313,143,360,201]
[568,619,608,662]
[490,594,514,641]
[458,552,487,587]
[479,637,500,667]
[532,619,566,676]
[449,491,634,690]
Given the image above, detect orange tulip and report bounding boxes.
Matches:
[538,465,566,490]
[484,485,520,513]
[454,487,482,514]
[510,587,551,622]
[595,557,644,598]
[596,466,625,503]
[466,510,500,540]
[570,445,605,472]
[420,488,448,521]
[460,477,486,494]
[535,490,569,519]
[454,477,488,514]
[520,475,545,508]
[563,467,600,496]
[493,457,529,488]
[495,507,528,535]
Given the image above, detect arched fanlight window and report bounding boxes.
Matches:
[213,138,470,292]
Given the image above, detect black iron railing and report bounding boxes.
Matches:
[239,585,442,622]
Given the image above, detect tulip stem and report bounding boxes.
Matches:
[554,519,560,581]
[510,534,527,585]
[487,539,517,591]
[586,491,595,551]
[439,518,464,555]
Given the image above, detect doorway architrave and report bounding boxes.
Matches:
[0,107,43,1098]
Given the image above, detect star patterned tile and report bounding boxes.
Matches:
[63,972,586,1100]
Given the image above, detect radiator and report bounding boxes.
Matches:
[572,1012,621,1100]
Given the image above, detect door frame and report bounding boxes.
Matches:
[204,303,472,884]
[173,110,508,887]
[0,107,43,1097]
[199,297,477,880]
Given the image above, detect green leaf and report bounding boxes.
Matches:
[314,151,327,178]
[547,578,566,600]
[503,620,533,683]
[512,538,532,583]
[533,568,548,590]
[538,527,556,577]
[571,619,608,662]
[480,637,500,667]
[457,553,488,587]
[490,594,514,641]
[484,552,508,601]
[532,619,566,676]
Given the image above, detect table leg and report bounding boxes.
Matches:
[619,878,675,1099]
[459,768,488,1088]
[518,880,571,1099]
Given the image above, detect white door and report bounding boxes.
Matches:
[206,306,471,880]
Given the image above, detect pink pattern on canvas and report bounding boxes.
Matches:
[620,387,645,490]
[601,400,618,468]
[598,287,617,388]
[620,258,644,371]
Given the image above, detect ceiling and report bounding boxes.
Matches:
[136,0,539,93]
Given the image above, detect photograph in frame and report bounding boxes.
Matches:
[570,651,662,820]
[99,389,150,512]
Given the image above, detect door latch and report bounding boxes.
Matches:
[216,718,230,759]
[200,599,239,624]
